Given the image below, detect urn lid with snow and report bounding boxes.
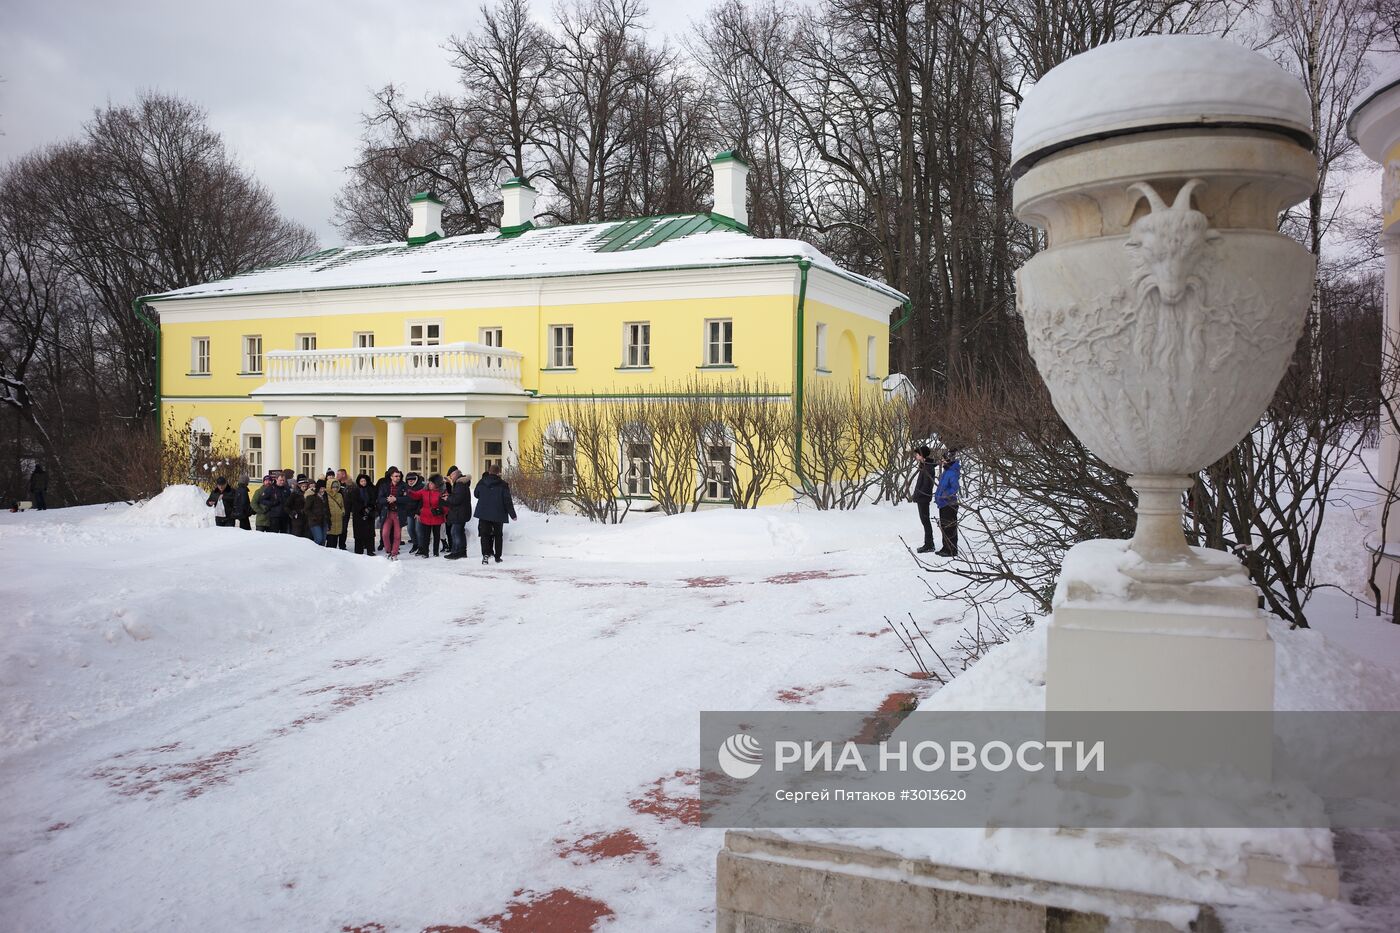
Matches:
[1011,36,1314,177]
[1010,36,1318,584]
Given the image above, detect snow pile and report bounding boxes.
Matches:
[509,502,909,564]
[91,484,214,529]
[0,519,396,754]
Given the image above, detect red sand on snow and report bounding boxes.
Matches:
[479,888,614,932]
[629,769,705,825]
[555,829,660,865]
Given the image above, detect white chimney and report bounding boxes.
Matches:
[407,192,444,243]
[501,176,538,233]
[710,150,750,229]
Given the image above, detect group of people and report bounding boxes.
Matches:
[910,445,960,557]
[206,463,519,565]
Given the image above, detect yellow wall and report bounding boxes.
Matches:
[159,293,801,401]
[158,271,893,507]
[804,298,889,388]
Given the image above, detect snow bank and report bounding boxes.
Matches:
[89,484,214,529]
[0,518,396,755]
[510,502,904,564]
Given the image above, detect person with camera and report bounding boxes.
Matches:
[408,473,447,558]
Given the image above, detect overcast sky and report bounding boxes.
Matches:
[0,0,1390,250]
[0,0,710,245]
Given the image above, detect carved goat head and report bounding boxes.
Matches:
[1124,178,1221,306]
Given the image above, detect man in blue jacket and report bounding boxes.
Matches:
[935,448,961,557]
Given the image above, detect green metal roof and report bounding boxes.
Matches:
[591,213,743,252]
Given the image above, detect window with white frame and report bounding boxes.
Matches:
[866,335,877,377]
[294,334,318,376]
[550,438,576,491]
[705,443,734,500]
[625,442,653,497]
[353,332,375,371]
[243,433,263,478]
[296,435,317,478]
[482,440,504,474]
[705,319,733,366]
[480,327,503,367]
[191,337,211,375]
[408,322,442,369]
[814,323,829,371]
[242,335,262,374]
[549,325,574,368]
[623,322,650,368]
[193,428,213,455]
[408,436,441,476]
[355,437,375,477]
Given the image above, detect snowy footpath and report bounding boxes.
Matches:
[2,485,1399,931]
[0,491,956,932]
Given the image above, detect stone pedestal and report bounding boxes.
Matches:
[716,831,1224,933]
[1046,540,1273,714]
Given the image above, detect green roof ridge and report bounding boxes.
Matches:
[711,150,749,166]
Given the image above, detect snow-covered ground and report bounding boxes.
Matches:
[2,478,1398,931]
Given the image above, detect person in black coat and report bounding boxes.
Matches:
[28,464,48,510]
[206,476,237,528]
[443,469,473,560]
[909,446,937,554]
[259,473,292,532]
[375,469,393,552]
[287,477,311,538]
[232,475,253,530]
[350,472,377,556]
[473,464,517,564]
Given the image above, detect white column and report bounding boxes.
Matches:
[383,416,405,472]
[258,415,284,474]
[501,417,521,470]
[449,417,479,480]
[320,416,342,476]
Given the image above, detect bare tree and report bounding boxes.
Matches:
[0,92,313,503]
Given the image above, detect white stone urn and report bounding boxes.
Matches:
[1012,36,1318,583]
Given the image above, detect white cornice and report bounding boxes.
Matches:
[151,265,805,322]
[805,267,905,324]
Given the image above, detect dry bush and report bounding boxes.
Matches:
[504,463,567,514]
[715,379,793,508]
[63,413,251,502]
[796,381,917,510]
[64,419,163,502]
[545,396,632,523]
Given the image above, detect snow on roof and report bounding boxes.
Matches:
[146,214,908,306]
[1012,35,1313,171]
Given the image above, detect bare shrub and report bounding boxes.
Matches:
[796,382,914,509]
[547,396,631,524]
[715,379,792,508]
[504,463,566,514]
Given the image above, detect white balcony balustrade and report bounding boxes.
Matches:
[254,341,526,396]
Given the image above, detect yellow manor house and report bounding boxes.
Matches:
[147,153,909,506]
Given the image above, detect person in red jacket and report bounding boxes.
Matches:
[408,473,447,558]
